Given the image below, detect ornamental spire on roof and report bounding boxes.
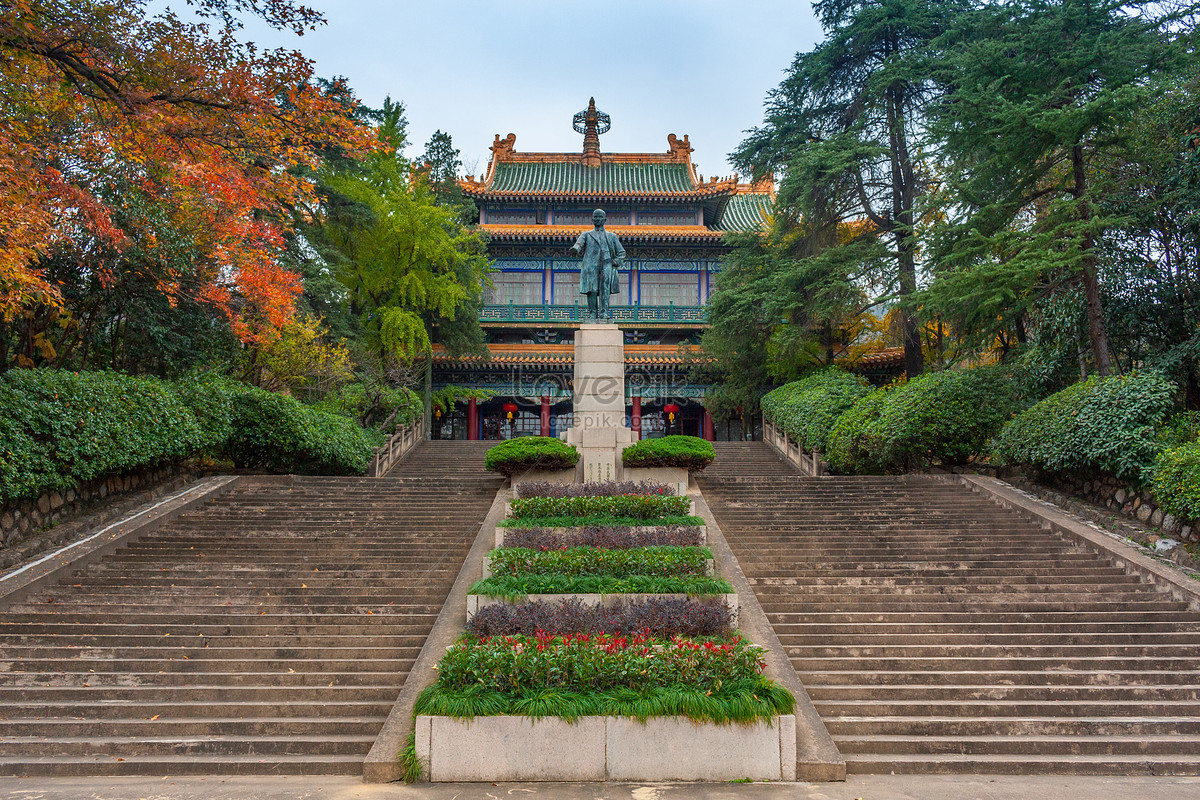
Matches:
[573,97,610,168]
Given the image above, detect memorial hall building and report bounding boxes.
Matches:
[430,100,774,442]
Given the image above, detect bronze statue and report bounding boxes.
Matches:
[571,209,626,319]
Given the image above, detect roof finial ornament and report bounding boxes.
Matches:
[573,97,610,168]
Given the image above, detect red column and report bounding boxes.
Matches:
[632,396,642,440]
[540,396,551,437]
[468,397,479,441]
[702,408,715,442]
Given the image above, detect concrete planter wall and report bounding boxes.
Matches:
[495,524,707,548]
[510,468,578,488]
[414,713,796,782]
[467,591,739,627]
[620,465,690,495]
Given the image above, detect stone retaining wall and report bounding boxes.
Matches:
[1,463,195,568]
[1009,471,1199,544]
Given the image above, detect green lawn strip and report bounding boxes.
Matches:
[413,681,794,725]
[488,545,713,578]
[499,514,705,528]
[510,494,691,520]
[468,574,733,599]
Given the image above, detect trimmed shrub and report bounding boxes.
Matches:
[824,366,1020,474]
[761,368,872,453]
[501,525,703,550]
[468,574,734,598]
[1151,443,1200,524]
[485,436,579,477]
[222,384,378,474]
[466,596,732,637]
[0,369,208,502]
[488,546,712,579]
[1159,411,1200,449]
[874,365,1018,470]
[995,371,1175,482]
[621,435,715,472]
[515,480,675,499]
[509,493,691,520]
[825,388,890,475]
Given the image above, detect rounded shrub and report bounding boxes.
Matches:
[760,368,872,453]
[825,388,889,475]
[485,436,580,477]
[621,435,715,472]
[994,371,1175,482]
[874,365,1018,470]
[1151,443,1200,524]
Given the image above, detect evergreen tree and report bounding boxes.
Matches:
[734,0,966,379]
[926,0,1181,376]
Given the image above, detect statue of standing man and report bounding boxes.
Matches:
[571,209,626,320]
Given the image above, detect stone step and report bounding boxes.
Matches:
[0,753,369,776]
[798,670,1200,687]
[0,734,375,757]
[833,734,1200,756]
[840,752,1200,775]
[808,685,1200,701]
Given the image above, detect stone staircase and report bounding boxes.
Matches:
[700,441,798,479]
[0,441,502,776]
[700,443,1200,775]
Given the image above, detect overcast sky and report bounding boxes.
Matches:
[233,0,823,178]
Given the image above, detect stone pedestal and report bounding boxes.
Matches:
[563,323,635,482]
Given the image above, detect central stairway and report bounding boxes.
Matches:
[0,440,501,775]
[700,442,1200,775]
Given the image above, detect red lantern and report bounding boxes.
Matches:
[502,402,519,420]
[663,403,679,423]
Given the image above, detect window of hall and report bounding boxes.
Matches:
[485,271,543,305]
[639,272,700,306]
[636,210,697,226]
[554,209,631,226]
[551,271,631,305]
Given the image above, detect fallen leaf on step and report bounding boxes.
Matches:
[149,715,159,720]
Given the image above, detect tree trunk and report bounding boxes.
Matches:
[1072,144,1113,376]
[423,351,433,438]
[888,82,924,380]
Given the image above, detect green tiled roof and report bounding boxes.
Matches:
[485,161,696,195]
[716,193,773,232]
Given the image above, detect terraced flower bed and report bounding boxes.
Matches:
[412,478,795,782]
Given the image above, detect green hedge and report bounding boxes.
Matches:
[824,366,1018,474]
[825,388,890,475]
[874,366,1018,471]
[485,437,579,477]
[509,494,692,520]
[1151,443,1200,523]
[223,384,378,474]
[761,368,872,453]
[621,435,715,472]
[488,546,713,578]
[994,371,1175,482]
[0,368,380,502]
[0,369,209,502]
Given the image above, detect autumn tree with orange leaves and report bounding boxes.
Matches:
[0,0,376,367]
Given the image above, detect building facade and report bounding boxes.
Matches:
[431,100,773,442]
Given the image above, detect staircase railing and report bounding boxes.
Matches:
[763,419,828,477]
[367,414,425,478]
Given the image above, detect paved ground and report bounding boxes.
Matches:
[4,775,1200,800]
